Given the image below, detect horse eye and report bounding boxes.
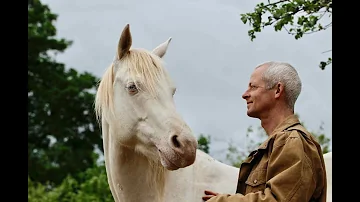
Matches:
[126,82,138,95]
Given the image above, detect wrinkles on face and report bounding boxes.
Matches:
[242,66,272,118]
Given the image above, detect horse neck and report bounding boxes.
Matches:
[103,122,167,202]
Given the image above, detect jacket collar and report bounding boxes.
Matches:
[258,114,301,150]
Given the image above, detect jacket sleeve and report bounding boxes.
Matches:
[207,131,316,202]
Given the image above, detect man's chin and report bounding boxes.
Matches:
[247,111,258,118]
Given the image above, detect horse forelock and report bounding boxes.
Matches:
[125,49,166,96]
[94,48,166,121]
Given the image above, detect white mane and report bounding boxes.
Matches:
[95,49,166,121]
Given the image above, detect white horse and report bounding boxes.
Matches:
[95,24,238,202]
[94,23,332,202]
[323,151,332,202]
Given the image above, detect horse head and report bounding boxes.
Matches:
[95,24,198,170]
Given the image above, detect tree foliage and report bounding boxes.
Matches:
[240,0,332,70]
[197,134,211,154]
[226,125,267,167]
[28,161,113,202]
[28,0,102,185]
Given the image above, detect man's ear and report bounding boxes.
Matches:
[274,82,284,99]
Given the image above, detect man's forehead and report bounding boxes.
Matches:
[250,69,262,79]
[249,67,266,84]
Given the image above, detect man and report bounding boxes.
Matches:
[203,61,327,202]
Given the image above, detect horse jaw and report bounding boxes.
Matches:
[135,119,197,171]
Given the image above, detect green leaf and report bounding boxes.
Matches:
[239,0,332,69]
[240,14,248,24]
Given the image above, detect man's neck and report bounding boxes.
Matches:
[260,107,294,136]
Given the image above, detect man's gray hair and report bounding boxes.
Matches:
[256,61,302,109]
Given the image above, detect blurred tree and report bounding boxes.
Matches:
[226,125,267,168]
[298,117,331,154]
[240,0,332,70]
[28,160,113,202]
[28,0,102,186]
[197,134,211,154]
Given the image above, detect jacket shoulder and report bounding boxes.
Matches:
[271,129,304,149]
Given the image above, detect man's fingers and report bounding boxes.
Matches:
[203,190,219,201]
[204,190,218,195]
[202,195,213,201]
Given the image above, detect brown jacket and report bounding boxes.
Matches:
[208,115,327,202]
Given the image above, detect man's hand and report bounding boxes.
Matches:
[202,190,219,201]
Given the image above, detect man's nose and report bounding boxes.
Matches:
[242,90,249,100]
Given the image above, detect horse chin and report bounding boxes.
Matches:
[159,153,181,171]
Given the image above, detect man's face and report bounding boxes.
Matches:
[242,66,276,118]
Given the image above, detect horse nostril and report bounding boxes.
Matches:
[171,135,181,148]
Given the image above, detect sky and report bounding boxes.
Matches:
[42,0,332,162]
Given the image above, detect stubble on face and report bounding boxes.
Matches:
[243,65,273,119]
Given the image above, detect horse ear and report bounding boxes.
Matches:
[117,24,132,60]
[152,37,172,58]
